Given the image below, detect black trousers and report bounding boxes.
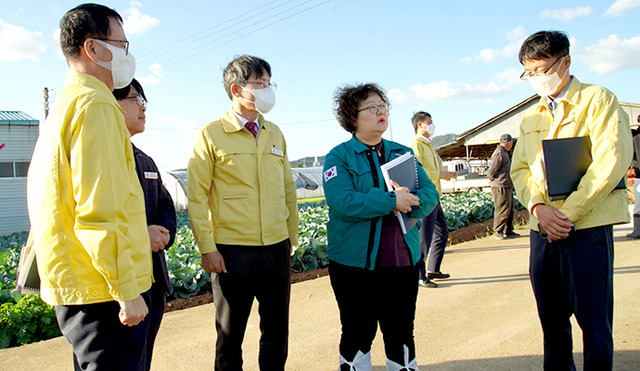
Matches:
[417,201,449,279]
[530,225,614,371]
[55,289,152,371]
[213,239,291,371]
[329,260,418,365]
[491,186,514,235]
[145,283,167,370]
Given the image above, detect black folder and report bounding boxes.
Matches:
[542,136,625,201]
[380,152,419,234]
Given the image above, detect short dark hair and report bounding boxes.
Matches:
[113,78,146,101]
[222,55,271,99]
[60,3,123,60]
[411,111,431,133]
[518,31,570,65]
[333,83,389,133]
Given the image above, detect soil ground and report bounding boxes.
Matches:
[165,209,529,313]
[4,209,639,370]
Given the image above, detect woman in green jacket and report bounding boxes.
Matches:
[323,83,438,370]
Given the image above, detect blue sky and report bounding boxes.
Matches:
[2,0,640,171]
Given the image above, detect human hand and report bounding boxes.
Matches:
[148,225,170,252]
[390,180,419,213]
[533,204,574,242]
[118,295,148,326]
[201,251,227,273]
[440,171,457,181]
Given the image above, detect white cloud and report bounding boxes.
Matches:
[52,28,65,60]
[138,75,161,85]
[0,20,47,61]
[578,34,640,74]
[149,63,162,76]
[387,88,408,103]
[123,1,160,35]
[138,63,163,85]
[471,26,525,63]
[494,68,524,85]
[539,7,592,21]
[391,80,513,102]
[505,25,526,41]
[604,0,640,17]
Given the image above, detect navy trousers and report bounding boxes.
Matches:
[145,284,167,370]
[417,201,449,280]
[55,289,152,371]
[530,225,614,371]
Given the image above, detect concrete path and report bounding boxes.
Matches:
[2,222,639,370]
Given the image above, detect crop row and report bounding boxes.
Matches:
[0,193,506,348]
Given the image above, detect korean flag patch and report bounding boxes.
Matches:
[324,166,338,182]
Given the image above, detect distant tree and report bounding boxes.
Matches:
[431,133,457,148]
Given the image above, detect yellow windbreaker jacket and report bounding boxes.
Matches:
[188,109,298,254]
[410,135,441,194]
[511,77,632,231]
[27,70,152,305]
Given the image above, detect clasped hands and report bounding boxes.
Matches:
[391,180,420,213]
[533,204,574,242]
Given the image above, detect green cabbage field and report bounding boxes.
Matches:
[0,192,512,348]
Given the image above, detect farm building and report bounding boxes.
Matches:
[162,166,325,210]
[437,95,640,160]
[162,170,188,212]
[0,111,39,235]
[292,166,324,199]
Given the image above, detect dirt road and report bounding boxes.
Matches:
[2,222,639,370]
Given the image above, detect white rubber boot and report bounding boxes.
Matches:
[385,345,419,371]
[339,351,371,371]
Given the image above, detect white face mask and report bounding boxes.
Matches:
[528,57,568,97]
[94,39,136,89]
[239,85,276,114]
[426,123,436,136]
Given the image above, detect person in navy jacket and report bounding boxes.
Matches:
[114,78,177,370]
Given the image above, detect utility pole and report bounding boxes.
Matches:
[44,87,50,119]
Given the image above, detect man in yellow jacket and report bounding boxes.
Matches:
[27,4,152,370]
[188,55,298,370]
[409,112,456,288]
[511,31,632,371]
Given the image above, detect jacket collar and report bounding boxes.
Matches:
[222,108,266,133]
[533,76,582,113]
[533,77,585,138]
[349,135,406,155]
[416,134,432,145]
[66,69,125,114]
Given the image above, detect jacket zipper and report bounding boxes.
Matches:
[364,150,381,270]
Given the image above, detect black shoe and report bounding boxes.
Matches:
[419,278,438,288]
[427,271,451,280]
[504,232,520,238]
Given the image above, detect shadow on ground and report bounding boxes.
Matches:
[369,350,639,370]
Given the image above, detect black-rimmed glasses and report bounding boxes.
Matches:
[124,95,146,107]
[94,38,130,55]
[520,54,567,81]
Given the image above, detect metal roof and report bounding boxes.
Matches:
[0,111,39,126]
[437,96,640,160]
